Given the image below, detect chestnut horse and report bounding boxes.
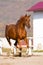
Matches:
[5,14,31,56]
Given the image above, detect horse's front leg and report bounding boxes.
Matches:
[24,37,29,48]
[17,39,21,48]
[24,37,29,55]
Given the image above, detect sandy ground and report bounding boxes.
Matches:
[0,55,43,65]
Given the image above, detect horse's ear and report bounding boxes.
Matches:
[25,14,27,17]
[28,15,31,17]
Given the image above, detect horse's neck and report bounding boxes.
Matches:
[20,22,25,28]
[16,20,25,28]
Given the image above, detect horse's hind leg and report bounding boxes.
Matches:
[13,40,17,56]
[6,37,11,46]
[14,40,17,46]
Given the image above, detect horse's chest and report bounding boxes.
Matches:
[17,29,26,38]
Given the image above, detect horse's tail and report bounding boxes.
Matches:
[5,25,8,37]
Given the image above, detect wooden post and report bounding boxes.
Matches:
[29,38,32,55]
[0,40,2,55]
[26,37,33,56]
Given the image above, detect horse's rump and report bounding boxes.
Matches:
[5,24,17,39]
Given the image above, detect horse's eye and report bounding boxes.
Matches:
[29,19,30,21]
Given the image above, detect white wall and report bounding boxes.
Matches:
[0,38,15,48]
[0,38,10,48]
[33,12,43,50]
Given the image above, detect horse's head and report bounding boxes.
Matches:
[24,14,31,28]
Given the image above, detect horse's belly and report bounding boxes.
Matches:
[9,33,17,39]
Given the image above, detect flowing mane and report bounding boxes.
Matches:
[16,16,25,25]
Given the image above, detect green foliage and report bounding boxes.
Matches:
[33,50,43,52]
[2,47,11,52]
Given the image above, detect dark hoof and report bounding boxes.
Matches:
[19,53,22,57]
